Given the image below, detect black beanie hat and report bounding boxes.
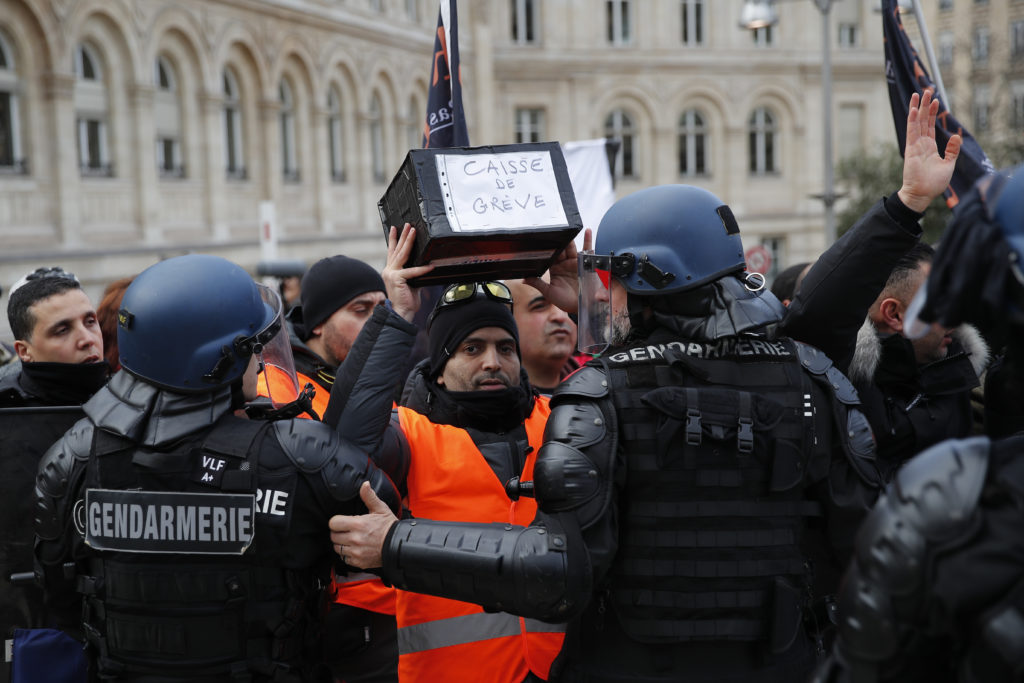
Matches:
[427,294,519,380]
[292,256,385,340]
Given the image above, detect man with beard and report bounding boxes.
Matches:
[330,189,881,682]
[506,276,579,396]
[319,238,566,682]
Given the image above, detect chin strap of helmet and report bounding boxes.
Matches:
[245,383,320,422]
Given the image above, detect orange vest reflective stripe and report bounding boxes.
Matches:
[394,398,565,683]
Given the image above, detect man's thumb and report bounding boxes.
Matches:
[360,480,389,513]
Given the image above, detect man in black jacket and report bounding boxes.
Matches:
[783,89,982,478]
[32,254,399,682]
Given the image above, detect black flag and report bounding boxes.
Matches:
[423,0,469,148]
[882,0,993,207]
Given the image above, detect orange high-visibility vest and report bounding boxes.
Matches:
[394,398,565,683]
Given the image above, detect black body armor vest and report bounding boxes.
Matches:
[599,337,825,652]
[77,415,321,682]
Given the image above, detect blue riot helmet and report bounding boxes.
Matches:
[118,254,299,402]
[906,164,1024,342]
[578,185,747,353]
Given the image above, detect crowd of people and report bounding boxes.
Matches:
[1,89,1022,683]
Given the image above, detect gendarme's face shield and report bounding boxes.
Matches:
[246,285,300,408]
[577,251,635,356]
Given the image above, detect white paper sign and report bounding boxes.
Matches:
[436,151,569,232]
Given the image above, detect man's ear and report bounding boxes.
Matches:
[310,323,324,339]
[13,340,31,363]
[877,297,905,333]
[435,373,446,387]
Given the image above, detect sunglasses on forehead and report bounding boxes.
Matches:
[440,281,513,307]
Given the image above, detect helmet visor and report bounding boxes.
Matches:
[251,285,301,408]
[577,252,616,355]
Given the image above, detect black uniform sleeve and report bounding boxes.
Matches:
[813,436,1024,683]
[33,420,92,624]
[377,366,620,621]
[782,195,923,374]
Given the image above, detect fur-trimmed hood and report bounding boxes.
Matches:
[848,318,990,384]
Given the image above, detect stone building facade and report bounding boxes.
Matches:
[0,0,896,341]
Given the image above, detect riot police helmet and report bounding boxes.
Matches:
[590,184,746,296]
[117,254,284,393]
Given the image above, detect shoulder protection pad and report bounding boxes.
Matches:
[535,399,615,530]
[36,419,92,494]
[552,365,609,402]
[835,437,990,665]
[891,436,989,542]
[272,418,341,473]
[794,340,833,375]
[795,341,861,406]
[273,418,400,514]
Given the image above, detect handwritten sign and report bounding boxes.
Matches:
[436,150,569,232]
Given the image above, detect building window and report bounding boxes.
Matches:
[972,26,990,65]
[1011,81,1024,130]
[1012,21,1024,60]
[748,106,777,175]
[369,94,385,183]
[154,56,184,178]
[406,95,421,151]
[752,26,774,47]
[222,68,245,179]
[681,0,704,46]
[677,109,707,177]
[514,108,545,143]
[370,0,383,12]
[838,23,858,48]
[604,108,635,179]
[973,85,991,132]
[939,31,954,65]
[74,43,112,176]
[279,79,299,182]
[837,103,864,161]
[327,87,345,182]
[606,0,632,46]
[512,0,538,44]
[0,32,26,173]
[406,0,419,21]
[939,0,953,9]
[761,237,784,284]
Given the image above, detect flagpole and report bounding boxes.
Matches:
[907,0,950,108]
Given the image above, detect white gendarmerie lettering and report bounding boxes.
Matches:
[255,488,289,516]
[84,490,255,555]
[87,501,252,543]
[608,338,793,364]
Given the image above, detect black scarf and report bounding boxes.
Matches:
[408,367,535,434]
[18,360,109,405]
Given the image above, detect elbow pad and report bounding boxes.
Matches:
[382,516,591,621]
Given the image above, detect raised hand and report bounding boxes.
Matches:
[382,224,434,322]
[898,89,962,213]
[523,228,593,314]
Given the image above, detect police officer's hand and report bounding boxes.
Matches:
[898,89,962,213]
[383,224,434,322]
[524,228,592,314]
[329,481,397,570]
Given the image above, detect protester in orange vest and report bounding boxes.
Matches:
[258,254,395,683]
[319,227,566,683]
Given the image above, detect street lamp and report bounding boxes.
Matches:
[740,0,840,246]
